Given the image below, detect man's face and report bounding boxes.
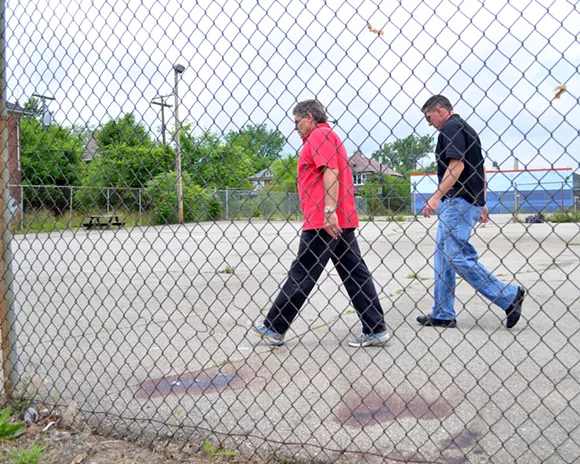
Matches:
[294,112,316,138]
[424,105,450,131]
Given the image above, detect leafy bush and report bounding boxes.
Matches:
[548,209,580,223]
[206,198,223,220]
[0,406,24,440]
[145,171,222,225]
[78,144,174,212]
[20,119,84,213]
[5,441,45,464]
[360,175,411,215]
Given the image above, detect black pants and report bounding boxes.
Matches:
[264,228,387,335]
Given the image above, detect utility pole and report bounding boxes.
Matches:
[151,94,173,145]
[31,93,55,130]
[173,63,186,224]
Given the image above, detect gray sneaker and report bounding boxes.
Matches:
[249,322,285,346]
[348,331,390,347]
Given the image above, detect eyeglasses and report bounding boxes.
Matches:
[294,114,310,127]
[424,107,440,122]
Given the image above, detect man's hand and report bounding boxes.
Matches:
[324,211,342,239]
[423,196,441,218]
[479,205,489,223]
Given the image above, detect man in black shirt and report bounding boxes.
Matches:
[417,95,525,329]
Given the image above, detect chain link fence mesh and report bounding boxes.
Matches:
[0,0,579,463]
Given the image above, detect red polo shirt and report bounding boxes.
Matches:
[297,123,359,230]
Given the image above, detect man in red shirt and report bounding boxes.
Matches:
[250,100,389,347]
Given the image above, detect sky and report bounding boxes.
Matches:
[6,0,580,171]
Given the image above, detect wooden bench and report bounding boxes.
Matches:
[83,215,126,230]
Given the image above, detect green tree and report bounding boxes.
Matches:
[82,145,174,189]
[226,124,286,172]
[20,118,84,212]
[70,122,98,145]
[23,96,42,119]
[406,167,437,176]
[268,155,298,193]
[372,134,435,175]
[145,171,221,225]
[180,128,253,189]
[79,144,175,211]
[360,174,411,215]
[98,113,153,148]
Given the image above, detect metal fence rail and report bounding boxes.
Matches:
[1,1,579,463]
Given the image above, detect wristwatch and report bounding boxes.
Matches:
[324,206,336,214]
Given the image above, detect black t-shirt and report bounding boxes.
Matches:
[436,114,486,206]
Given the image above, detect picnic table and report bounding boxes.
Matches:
[83,214,125,230]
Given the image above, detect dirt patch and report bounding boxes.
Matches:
[0,421,251,464]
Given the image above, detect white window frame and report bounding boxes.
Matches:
[353,173,367,185]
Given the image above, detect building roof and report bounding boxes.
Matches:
[348,151,403,177]
[5,102,32,115]
[248,168,274,181]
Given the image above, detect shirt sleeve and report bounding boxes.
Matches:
[441,120,466,161]
[305,129,340,170]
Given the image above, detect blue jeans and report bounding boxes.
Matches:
[432,197,518,320]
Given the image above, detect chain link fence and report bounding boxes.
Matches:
[0,0,579,463]
[11,185,371,229]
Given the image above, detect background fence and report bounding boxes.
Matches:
[10,185,371,229]
[0,1,579,463]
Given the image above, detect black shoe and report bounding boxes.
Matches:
[506,287,525,329]
[416,315,457,328]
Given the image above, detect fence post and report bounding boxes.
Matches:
[69,186,73,227]
[0,0,20,399]
[226,187,229,220]
[138,189,142,227]
[296,193,299,220]
[514,183,518,218]
[107,188,110,215]
[19,184,22,230]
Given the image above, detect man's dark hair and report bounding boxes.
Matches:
[422,95,454,113]
[293,99,328,123]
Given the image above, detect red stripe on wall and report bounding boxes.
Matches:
[410,168,573,177]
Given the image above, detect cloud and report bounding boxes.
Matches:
[6,0,580,169]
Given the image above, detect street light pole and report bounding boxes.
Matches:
[173,63,186,224]
[151,94,172,145]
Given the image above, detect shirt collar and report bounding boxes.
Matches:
[302,122,331,141]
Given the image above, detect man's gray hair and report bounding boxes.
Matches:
[422,95,454,113]
[293,99,328,123]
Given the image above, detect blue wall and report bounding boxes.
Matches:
[411,169,575,214]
